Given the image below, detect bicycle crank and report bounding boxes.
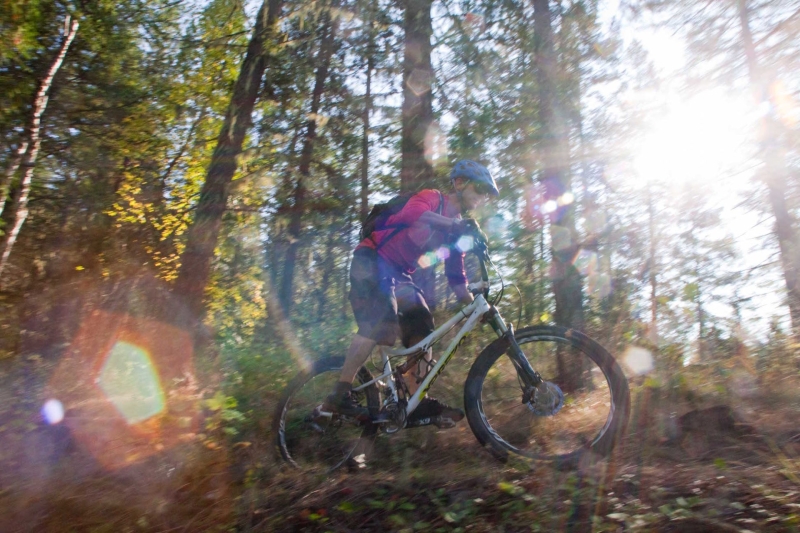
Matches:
[376,402,406,434]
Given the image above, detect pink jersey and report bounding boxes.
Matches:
[357,190,467,286]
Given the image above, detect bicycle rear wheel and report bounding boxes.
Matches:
[465,325,630,468]
[273,357,380,473]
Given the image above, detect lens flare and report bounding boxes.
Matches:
[542,200,558,214]
[456,235,474,252]
[550,225,572,252]
[587,273,612,298]
[485,215,507,238]
[624,346,654,375]
[407,67,433,97]
[558,192,574,206]
[97,341,166,425]
[583,210,607,234]
[41,399,64,425]
[48,306,199,471]
[572,249,598,276]
[769,80,798,128]
[424,121,447,166]
[417,252,435,269]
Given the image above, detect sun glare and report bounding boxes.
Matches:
[631,89,756,188]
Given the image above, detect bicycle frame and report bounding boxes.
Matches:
[343,241,543,428]
[352,292,505,421]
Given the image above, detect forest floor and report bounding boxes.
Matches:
[1,353,799,532]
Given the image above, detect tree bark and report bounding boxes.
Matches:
[174,0,283,320]
[697,284,705,361]
[278,6,340,313]
[401,0,437,305]
[316,228,336,320]
[400,0,434,193]
[360,6,376,222]
[533,0,583,390]
[0,140,28,219]
[0,16,79,282]
[533,0,583,330]
[737,0,800,338]
[647,185,658,344]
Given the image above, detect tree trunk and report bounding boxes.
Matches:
[0,140,28,219]
[400,0,434,193]
[401,0,437,306]
[278,6,340,313]
[647,186,658,344]
[697,286,705,361]
[316,228,336,321]
[533,0,582,330]
[533,0,583,390]
[737,0,800,339]
[0,16,79,282]
[174,0,283,320]
[360,1,376,222]
[316,159,348,321]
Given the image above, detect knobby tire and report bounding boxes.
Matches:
[464,325,630,468]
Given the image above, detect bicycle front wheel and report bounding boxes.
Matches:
[465,325,630,468]
[273,357,380,473]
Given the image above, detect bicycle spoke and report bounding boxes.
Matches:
[276,359,378,473]
[467,327,624,463]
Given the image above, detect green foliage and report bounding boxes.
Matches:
[2,2,800,533]
[204,391,246,437]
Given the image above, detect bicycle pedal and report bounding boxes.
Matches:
[370,413,392,424]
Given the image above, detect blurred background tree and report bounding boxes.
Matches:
[0,0,797,421]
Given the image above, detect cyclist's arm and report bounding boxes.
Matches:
[417,210,457,231]
[385,190,445,228]
[452,283,473,305]
[444,242,469,304]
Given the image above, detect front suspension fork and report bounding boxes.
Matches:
[504,324,543,390]
[486,309,543,390]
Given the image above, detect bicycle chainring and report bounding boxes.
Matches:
[379,402,406,434]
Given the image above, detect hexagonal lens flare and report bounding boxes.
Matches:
[98,341,166,424]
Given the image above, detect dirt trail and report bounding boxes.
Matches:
[1,369,799,532]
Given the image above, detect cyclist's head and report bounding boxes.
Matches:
[450,160,499,196]
[450,160,498,212]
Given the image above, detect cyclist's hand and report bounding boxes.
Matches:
[452,218,487,245]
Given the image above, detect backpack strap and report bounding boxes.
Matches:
[373,190,445,251]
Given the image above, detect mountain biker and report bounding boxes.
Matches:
[327,160,499,428]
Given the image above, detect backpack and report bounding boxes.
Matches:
[359,190,444,249]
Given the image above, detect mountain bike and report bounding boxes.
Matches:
[273,239,630,472]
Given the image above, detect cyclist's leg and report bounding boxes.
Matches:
[329,249,397,418]
[397,286,463,427]
[342,249,397,383]
[396,283,435,394]
[339,334,377,384]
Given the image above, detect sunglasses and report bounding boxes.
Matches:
[471,182,493,196]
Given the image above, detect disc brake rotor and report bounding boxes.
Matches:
[526,381,565,416]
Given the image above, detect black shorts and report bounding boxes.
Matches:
[349,247,435,347]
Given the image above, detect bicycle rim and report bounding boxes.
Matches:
[276,360,376,473]
[469,328,626,464]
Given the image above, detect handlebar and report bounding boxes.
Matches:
[469,236,521,329]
